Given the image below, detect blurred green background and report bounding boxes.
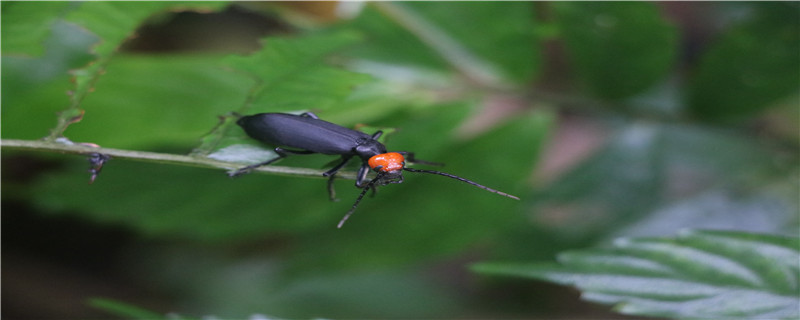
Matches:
[2,2,797,319]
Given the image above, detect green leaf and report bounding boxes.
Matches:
[194,31,371,156]
[612,188,799,239]
[342,2,540,84]
[473,230,800,319]
[223,31,371,114]
[138,251,460,319]
[3,52,251,147]
[412,1,540,82]
[552,2,678,100]
[688,3,800,122]
[32,159,333,240]
[1,20,96,140]
[50,1,228,140]
[63,54,251,149]
[529,123,667,240]
[0,1,71,56]
[338,6,445,71]
[527,121,789,242]
[88,297,165,320]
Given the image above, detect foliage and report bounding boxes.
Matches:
[687,3,800,122]
[553,2,678,100]
[2,1,797,319]
[474,230,800,319]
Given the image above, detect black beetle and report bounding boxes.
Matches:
[233,112,519,227]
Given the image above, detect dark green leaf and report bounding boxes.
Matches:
[473,230,800,319]
[136,250,460,319]
[527,121,790,242]
[553,2,678,100]
[1,21,96,140]
[33,159,331,241]
[62,54,252,149]
[51,2,228,139]
[393,2,540,83]
[88,298,165,320]
[338,5,445,70]
[612,188,798,239]
[529,123,667,240]
[688,3,800,122]
[342,2,540,84]
[65,2,227,59]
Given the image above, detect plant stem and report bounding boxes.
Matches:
[1,139,358,180]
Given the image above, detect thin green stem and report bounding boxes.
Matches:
[1,139,358,180]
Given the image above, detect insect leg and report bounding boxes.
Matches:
[229,147,315,177]
[355,163,371,188]
[323,155,354,177]
[322,155,354,201]
[327,174,339,202]
[337,172,385,228]
[276,147,316,155]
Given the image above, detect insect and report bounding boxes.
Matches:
[233,112,520,228]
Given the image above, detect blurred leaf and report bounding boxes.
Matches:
[614,123,799,237]
[0,1,71,56]
[135,248,459,319]
[500,120,796,264]
[316,74,448,128]
[688,2,800,122]
[473,229,800,319]
[408,2,540,82]
[530,123,666,240]
[2,21,97,140]
[552,2,678,100]
[338,5,445,70]
[91,297,280,320]
[88,298,165,320]
[527,121,789,242]
[65,2,223,59]
[259,270,458,318]
[381,2,539,84]
[612,187,799,239]
[342,2,540,84]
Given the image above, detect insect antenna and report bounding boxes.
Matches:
[337,172,384,228]
[403,168,520,200]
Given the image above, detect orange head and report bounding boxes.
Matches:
[368,152,405,172]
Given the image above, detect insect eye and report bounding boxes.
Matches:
[368,152,405,172]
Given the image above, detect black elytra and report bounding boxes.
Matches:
[233,112,519,228]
